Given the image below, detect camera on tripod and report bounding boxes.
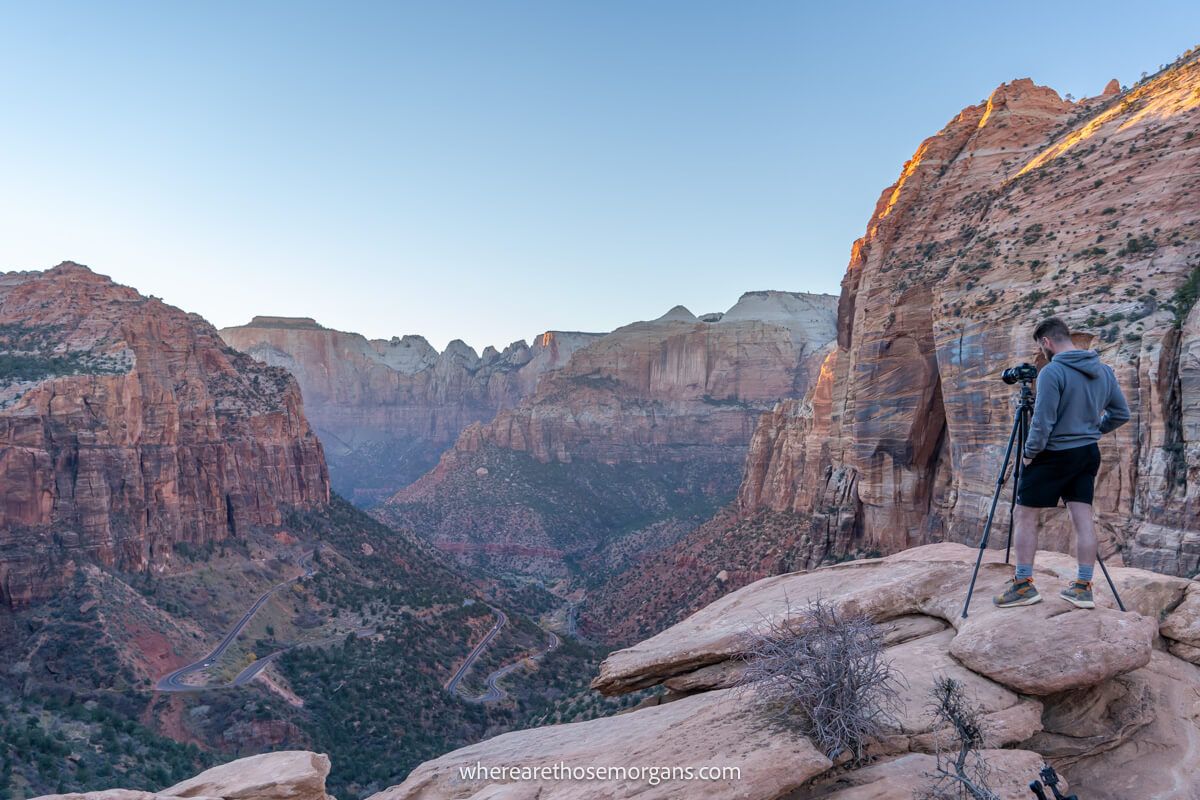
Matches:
[1001,362,1038,385]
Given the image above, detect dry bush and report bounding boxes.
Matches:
[922,676,999,800]
[737,598,901,764]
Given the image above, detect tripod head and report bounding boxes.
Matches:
[1001,362,1037,410]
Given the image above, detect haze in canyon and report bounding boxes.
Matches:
[5,6,1200,800]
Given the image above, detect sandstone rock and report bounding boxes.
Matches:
[950,607,1155,696]
[380,291,837,579]
[588,51,1200,639]
[164,751,333,800]
[0,264,329,608]
[594,544,1160,699]
[794,750,1052,800]
[368,687,832,800]
[220,319,598,504]
[1039,652,1200,799]
[31,793,220,800]
[883,629,1043,752]
[1160,581,1200,649]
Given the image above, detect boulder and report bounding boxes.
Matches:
[949,607,1155,696]
[1037,652,1200,799]
[368,687,832,800]
[164,751,333,800]
[881,629,1043,753]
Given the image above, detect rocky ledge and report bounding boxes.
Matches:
[384,543,1199,799]
[40,545,1200,800]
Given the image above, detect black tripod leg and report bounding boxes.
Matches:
[961,410,1024,619]
[1004,406,1028,565]
[1095,555,1127,612]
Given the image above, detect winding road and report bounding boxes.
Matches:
[447,606,562,703]
[445,606,508,695]
[155,552,315,692]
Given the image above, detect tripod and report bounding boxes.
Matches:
[960,379,1126,618]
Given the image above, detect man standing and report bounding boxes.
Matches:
[994,317,1130,609]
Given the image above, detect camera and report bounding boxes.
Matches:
[1001,362,1038,384]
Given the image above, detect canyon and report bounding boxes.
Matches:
[373,291,838,579]
[219,319,601,505]
[45,543,1200,799]
[582,48,1200,644]
[9,42,1200,800]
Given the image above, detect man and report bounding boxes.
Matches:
[994,316,1130,609]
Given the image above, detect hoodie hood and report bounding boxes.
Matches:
[1052,349,1103,379]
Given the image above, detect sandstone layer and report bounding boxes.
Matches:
[377,292,837,576]
[0,263,329,607]
[219,318,599,504]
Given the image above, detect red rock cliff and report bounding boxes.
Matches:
[219,318,600,504]
[741,56,1200,574]
[582,51,1200,643]
[0,263,330,607]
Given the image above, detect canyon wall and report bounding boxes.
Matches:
[378,292,837,577]
[583,52,1200,643]
[0,263,330,607]
[220,318,599,504]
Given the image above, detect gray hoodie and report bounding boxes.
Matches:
[1024,349,1130,459]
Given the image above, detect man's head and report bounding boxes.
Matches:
[1032,317,1074,361]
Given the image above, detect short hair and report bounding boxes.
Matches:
[1033,316,1072,343]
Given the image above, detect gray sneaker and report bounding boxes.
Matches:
[1060,580,1095,609]
[993,577,1042,608]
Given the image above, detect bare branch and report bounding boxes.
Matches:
[736,597,901,765]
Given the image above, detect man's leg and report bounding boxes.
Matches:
[1013,503,1040,578]
[1066,501,1097,581]
[994,503,1043,607]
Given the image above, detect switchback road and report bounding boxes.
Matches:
[155,552,314,692]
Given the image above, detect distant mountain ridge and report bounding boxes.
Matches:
[220,318,603,504]
[375,290,838,580]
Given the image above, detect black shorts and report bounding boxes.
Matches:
[1016,443,1101,508]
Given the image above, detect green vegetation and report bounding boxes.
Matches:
[0,323,130,386]
[1171,266,1200,328]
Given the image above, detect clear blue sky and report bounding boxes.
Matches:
[2,2,1198,352]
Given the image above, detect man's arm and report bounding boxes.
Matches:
[1023,366,1061,460]
[1099,367,1131,433]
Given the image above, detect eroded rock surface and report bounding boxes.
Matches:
[368,687,832,800]
[220,318,598,504]
[583,51,1200,645]
[0,264,329,607]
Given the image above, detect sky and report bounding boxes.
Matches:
[2,2,1199,352]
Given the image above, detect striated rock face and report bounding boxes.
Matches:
[745,60,1200,572]
[583,54,1200,642]
[219,318,600,505]
[421,291,838,466]
[376,292,837,577]
[0,264,329,607]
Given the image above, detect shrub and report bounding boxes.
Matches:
[922,676,999,800]
[737,598,900,764]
